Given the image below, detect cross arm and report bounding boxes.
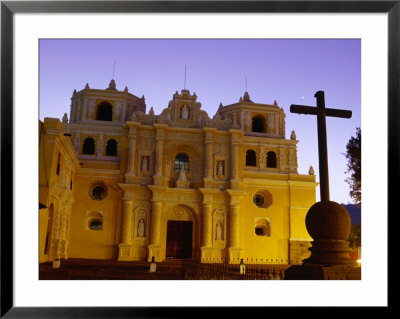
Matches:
[290,105,352,119]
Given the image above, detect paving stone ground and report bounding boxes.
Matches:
[39,258,185,280]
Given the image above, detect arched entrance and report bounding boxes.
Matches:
[165,205,194,259]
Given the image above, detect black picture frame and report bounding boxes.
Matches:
[1,1,396,317]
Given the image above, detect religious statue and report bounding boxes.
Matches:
[216,222,222,240]
[181,105,189,119]
[291,130,297,140]
[62,113,68,124]
[176,166,188,188]
[166,111,171,121]
[137,218,145,237]
[178,166,187,181]
[217,161,224,176]
[308,165,315,175]
[129,110,137,121]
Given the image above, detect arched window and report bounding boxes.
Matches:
[105,139,117,156]
[252,116,266,133]
[246,150,257,166]
[82,137,95,155]
[267,151,277,168]
[96,102,113,121]
[174,153,189,172]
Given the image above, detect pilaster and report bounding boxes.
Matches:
[203,127,217,188]
[118,199,134,261]
[147,185,167,261]
[153,124,168,186]
[125,122,139,183]
[229,129,243,189]
[226,189,246,262]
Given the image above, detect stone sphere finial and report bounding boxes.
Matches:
[305,201,351,241]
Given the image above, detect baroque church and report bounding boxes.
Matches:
[39,79,317,268]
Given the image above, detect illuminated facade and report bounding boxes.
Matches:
[39,80,317,268]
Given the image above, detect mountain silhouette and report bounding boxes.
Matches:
[341,204,361,225]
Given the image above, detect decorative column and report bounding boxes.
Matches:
[229,129,242,189]
[122,101,127,123]
[203,127,216,188]
[81,97,88,121]
[148,201,162,261]
[74,100,81,122]
[118,199,134,261]
[229,204,240,248]
[50,203,62,268]
[239,111,245,130]
[125,124,138,183]
[259,146,265,169]
[153,124,167,186]
[227,190,245,262]
[200,202,213,262]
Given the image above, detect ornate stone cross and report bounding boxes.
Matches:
[290,91,352,202]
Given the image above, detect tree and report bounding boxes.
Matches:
[345,127,361,208]
[347,224,361,249]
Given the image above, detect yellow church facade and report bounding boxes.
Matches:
[39,80,317,268]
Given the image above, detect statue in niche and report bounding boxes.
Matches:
[129,110,137,121]
[198,112,203,123]
[137,218,145,237]
[216,222,222,240]
[87,99,95,120]
[176,165,188,188]
[181,105,189,119]
[178,165,187,181]
[166,111,171,121]
[217,161,224,176]
[141,156,149,171]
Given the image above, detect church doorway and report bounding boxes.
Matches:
[166,220,193,259]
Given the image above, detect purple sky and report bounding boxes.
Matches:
[39,39,361,204]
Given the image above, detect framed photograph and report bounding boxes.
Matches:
[1,0,396,317]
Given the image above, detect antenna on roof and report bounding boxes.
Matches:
[184,65,187,90]
[112,61,115,79]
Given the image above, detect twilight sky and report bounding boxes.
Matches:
[39,39,361,204]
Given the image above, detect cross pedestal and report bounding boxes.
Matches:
[284,91,360,280]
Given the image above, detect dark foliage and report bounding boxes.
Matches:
[345,127,361,208]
